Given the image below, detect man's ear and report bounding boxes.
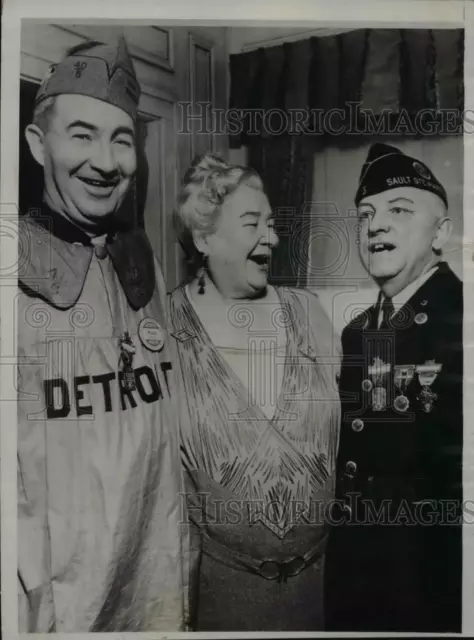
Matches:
[25,124,46,168]
[432,216,453,252]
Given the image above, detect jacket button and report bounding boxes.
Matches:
[351,418,364,432]
[361,379,373,392]
[345,460,357,474]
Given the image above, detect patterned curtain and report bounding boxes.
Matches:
[229,29,464,286]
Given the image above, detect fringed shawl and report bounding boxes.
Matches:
[169,287,341,539]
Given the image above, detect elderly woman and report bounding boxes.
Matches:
[169,153,341,631]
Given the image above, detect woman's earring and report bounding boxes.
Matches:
[198,257,206,295]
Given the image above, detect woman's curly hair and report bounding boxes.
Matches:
[174,152,264,272]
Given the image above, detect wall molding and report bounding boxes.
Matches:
[53,24,175,73]
[188,31,216,160]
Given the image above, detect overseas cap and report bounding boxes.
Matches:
[34,36,141,121]
[355,143,448,208]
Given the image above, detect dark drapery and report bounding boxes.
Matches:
[229,29,464,286]
[248,135,313,288]
[245,37,315,288]
[229,29,464,145]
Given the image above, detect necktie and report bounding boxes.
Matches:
[379,297,395,330]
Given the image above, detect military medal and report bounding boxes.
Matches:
[372,387,387,412]
[416,360,442,413]
[393,365,415,413]
[119,331,136,391]
[418,387,437,413]
[368,357,391,411]
[393,395,409,412]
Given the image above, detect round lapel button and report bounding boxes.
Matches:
[345,460,357,474]
[351,418,364,432]
[415,312,428,325]
[362,379,373,392]
[138,317,165,352]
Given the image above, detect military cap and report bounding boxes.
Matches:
[355,143,448,208]
[34,36,141,120]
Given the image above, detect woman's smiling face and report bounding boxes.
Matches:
[201,183,279,297]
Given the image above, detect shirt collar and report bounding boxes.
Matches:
[376,264,440,313]
[27,201,123,246]
[21,202,156,311]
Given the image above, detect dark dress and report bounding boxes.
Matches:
[169,286,341,631]
[325,262,463,632]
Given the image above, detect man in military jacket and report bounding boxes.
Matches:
[325,143,462,632]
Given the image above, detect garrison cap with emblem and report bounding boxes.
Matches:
[34,36,141,121]
[355,143,448,208]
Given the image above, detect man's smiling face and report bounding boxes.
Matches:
[31,93,137,231]
[357,186,450,291]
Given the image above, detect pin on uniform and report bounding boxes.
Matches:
[367,357,391,411]
[119,331,137,391]
[416,360,442,413]
[393,365,415,413]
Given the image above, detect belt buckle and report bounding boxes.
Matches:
[259,556,306,583]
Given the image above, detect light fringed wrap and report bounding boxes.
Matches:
[169,287,341,539]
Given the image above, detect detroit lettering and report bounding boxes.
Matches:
[44,362,172,419]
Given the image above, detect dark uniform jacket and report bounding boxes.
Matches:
[325,262,462,632]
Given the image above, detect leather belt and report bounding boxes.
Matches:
[202,531,328,583]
